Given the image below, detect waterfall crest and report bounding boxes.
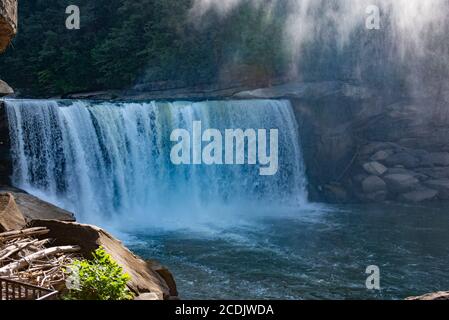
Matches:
[5,99,308,229]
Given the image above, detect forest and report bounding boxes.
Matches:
[0,0,289,96]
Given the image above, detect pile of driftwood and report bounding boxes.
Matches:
[0,227,81,291]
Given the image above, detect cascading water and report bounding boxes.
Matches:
[5,99,308,230]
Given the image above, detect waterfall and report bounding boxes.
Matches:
[5,99,308,229]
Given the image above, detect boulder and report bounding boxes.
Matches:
[0,186,75,222]
[0,0,18,52]
[363,162,387,176]
[135,293,160,300]
[399,188,438,203]
[424,180,449,199]
[385,152,420,169]
[408,149,429,159]
[146,260,178,297]
[0,79,13,97]
[364,191,387,202]
[362,176,387,194]
[353,174,368,184]
[28,220,177,300]
[385,168,427,181]
[386,168,414,176]
[418,156,434,168]
[371,150,393,162]
[322,184,349,203]
[416,167,449,179]
[383,174,420,194]
[0,192,26,231]
[360,142,398,156]
[421,152,449,167]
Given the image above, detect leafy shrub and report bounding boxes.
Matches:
[64,247,134,300]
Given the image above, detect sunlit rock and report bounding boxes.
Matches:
[0,0,17,52]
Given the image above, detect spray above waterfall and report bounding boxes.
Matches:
[5,99,308,230]
[190,0,449,95]
[190,0,448,58]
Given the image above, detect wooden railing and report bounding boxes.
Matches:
[0,277,58,300]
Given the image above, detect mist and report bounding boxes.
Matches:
[190,0,447,55]
[190,0,449,94]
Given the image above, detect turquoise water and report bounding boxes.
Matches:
[129,202,449,300]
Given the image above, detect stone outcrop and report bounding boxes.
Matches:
[0,79,13,96]
[0,0,17,52]
[424,180,449,199]
[363,162,387,176]
[399,188,438,203]
[286,80,449,204]
[362,176,386,194]
[62,77,292,101]
[342,141,449,203]
[28,219,178,300]
[361,176,387,202]
[0,192,26,231]
[383,174,420,194]
[406,291,449,301]
[235,81,374,101]
[0,0,17,97]
[0,185,75,222]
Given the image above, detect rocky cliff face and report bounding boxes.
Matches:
[0,0,17,52]
[0,0,17,97]
[237,81,449,204]
[291,92,449,204]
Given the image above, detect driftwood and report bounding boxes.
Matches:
[0,227,49,242]
[28,239,51,251]
[0,227,83,292]
[0,239,38,261]
[0,245,81,276]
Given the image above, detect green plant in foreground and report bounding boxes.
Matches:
[64,247,134,300]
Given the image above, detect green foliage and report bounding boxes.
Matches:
[64,247,134,301]
[0,0,290,96]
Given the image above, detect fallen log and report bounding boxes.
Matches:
[0,239,38,262]
[0,227,49,242]
[0,239,34,258]
[0,243,24,257]
[28,239,51,252]
[0,245,81,276]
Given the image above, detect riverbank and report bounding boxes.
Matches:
[0,188,178,300]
